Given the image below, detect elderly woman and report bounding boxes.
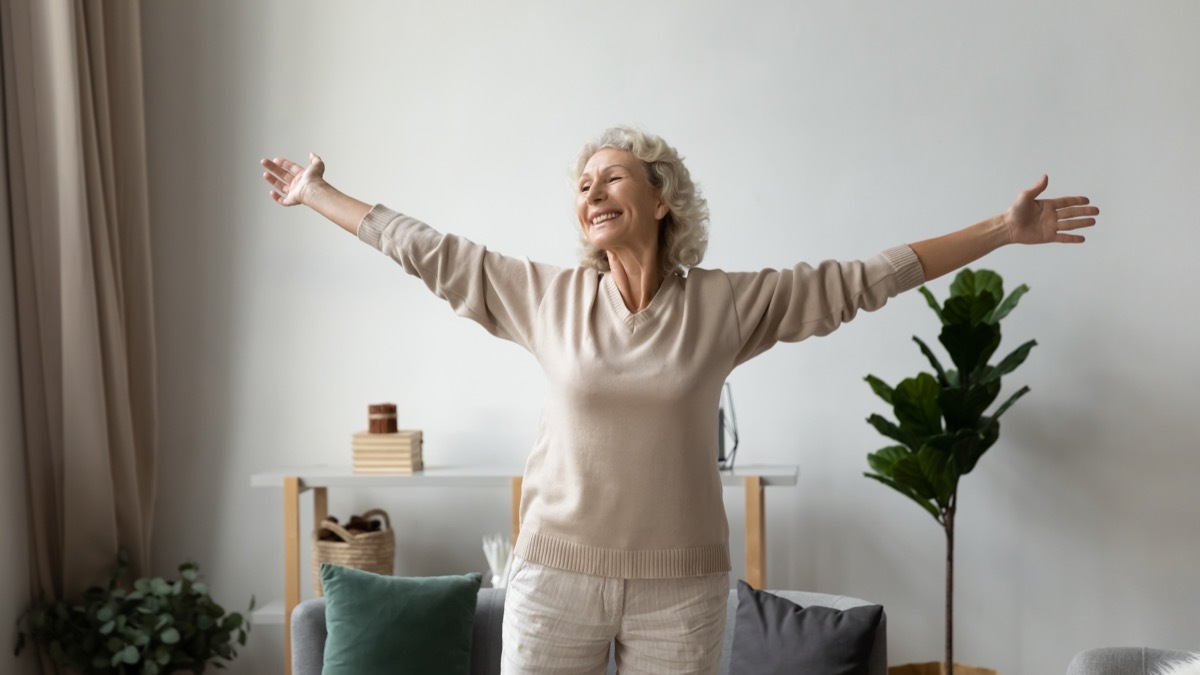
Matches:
[260,127,1097,674]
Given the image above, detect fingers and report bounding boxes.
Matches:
[1054,232,1086,244]
[261,157,294,184]
[1056,203,1099,234]
[260,153,321,180]
[1048,195,1092,210]
[1056,204,1099,219]
[1024,174,1049,199]
[261,158,293,205]
[262,171,288,193]
[1058,216,1096,230]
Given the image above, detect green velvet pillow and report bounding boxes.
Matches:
[320,563,482,675]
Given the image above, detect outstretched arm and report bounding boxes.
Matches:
[260,152,564,351]
[909,175,1099,281]
[261,153,370,236]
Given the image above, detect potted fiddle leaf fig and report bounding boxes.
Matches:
[15,549,253,674]
[864,268,1035,675]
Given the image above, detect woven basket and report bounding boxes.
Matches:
[311,508,395,596]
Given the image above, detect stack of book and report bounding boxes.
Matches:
[352,430,424,474]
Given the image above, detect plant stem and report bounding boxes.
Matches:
[945,497,956,675]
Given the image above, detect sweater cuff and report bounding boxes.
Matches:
[880,244,926,293]
[357,204,401,250]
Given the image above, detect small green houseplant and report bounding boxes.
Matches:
[864,269,1035,675]
[15,549,253,674]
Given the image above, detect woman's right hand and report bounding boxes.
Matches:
[261,153,325,207]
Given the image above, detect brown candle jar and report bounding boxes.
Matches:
[368,403,397,434]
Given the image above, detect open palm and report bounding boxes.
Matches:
[261,153,325,207]
[1005,174,1098,245]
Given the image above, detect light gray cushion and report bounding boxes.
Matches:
[1066,647,1200,675]
[470,589,505,675]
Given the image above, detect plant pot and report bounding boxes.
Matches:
[888,663,998,675]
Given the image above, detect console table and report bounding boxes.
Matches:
[251,464,797,675]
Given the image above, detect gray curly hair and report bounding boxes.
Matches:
[571,127,710,277]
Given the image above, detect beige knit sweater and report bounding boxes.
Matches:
[359,205,925,579]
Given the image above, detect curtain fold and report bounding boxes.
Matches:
[1,0,156,628]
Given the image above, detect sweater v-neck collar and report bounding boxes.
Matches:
[601,273,678,330]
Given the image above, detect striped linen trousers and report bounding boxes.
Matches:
[501,556,729,674]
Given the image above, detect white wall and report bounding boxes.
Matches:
[1,141,35,674]
[140,1,1200,673]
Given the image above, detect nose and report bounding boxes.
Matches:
[588,181,606,203]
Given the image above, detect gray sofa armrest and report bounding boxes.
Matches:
[291,599,328,675]
[470,589,505,675]
[1067,647,1200,674]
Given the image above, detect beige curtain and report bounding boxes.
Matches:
[0,0,156,619]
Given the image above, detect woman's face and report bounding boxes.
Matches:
[576,148,668,257]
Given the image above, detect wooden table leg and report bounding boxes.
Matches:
[313,486,328,526]
[312,487,328,596]
[511,476,522,543]
[283,477,301,675]
[744,476,765,589]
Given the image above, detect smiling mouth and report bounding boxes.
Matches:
[591,212,621,226]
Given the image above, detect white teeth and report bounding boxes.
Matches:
[591,212,619,225]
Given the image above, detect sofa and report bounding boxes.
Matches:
[291,587,888,675]
[1067,647,1200,674]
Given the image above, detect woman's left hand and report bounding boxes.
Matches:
[1003,174,1099,245]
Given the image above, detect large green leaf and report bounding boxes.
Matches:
[867,445,908,477]
[942,292,999,327]
[867,413,918,451]
[864,375,894,405]
[937,378,1001,429]
[864,473,942,521]
[950,268,1004,302]
[916,444,957,508]
[988,284,1029,324]
[891,454,939,503]
[939,322,1001,381]
[918,286,945,324]
[893,373,943,439]
[912,336,948,386]
[978,339,1037,385]
[991,385,1031,420]
[955,419,1000,475]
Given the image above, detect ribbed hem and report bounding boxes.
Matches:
[356,205,388,249]
[515,531,731,579]
[357,204,419,251]
[880,244,926,293]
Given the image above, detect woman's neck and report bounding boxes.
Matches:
[606,249,662,313]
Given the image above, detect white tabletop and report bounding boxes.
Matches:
[250,464,798,489]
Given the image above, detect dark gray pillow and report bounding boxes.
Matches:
[729,580,883,675]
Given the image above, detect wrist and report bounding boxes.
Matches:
[300,179,332,208]
[988,213,1014,248]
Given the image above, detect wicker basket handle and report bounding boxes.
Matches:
[361,508,392,532]
[318,509,392,540]
[317,518,355,541]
